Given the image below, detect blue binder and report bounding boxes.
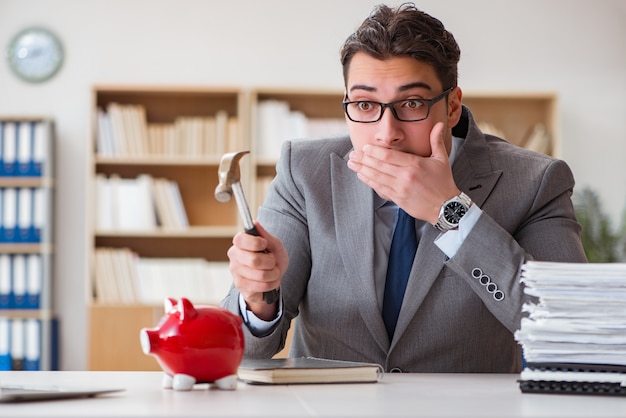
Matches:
[26,254,42,309]
[2,188,17,243]
[23,319,41,371]
[0,254,12,309]
[0,318,10,370]
[17,188,37,243]
[11,255,27,310]
[0,122,4,177]
[2,122,17,177]
[17,122,35,177]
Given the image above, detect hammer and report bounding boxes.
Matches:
[215,151,279,305]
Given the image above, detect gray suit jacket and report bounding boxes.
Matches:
[222,107,587,373]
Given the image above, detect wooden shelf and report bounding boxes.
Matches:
[86,86,560,371]
[88,304,162,371]
[462,92,558,156]
[88,87,249,370]
[0,243,53,254]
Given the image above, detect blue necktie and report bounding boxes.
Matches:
[382,208,418,339]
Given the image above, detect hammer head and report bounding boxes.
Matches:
[215,150,250,202]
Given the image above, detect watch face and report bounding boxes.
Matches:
[6,27,64,83]
[443,201,467,224]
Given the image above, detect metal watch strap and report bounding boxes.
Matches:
[434,192,472,232]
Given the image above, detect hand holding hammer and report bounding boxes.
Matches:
[215,151,279,305]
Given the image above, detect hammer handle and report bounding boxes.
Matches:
[245,226,280,305]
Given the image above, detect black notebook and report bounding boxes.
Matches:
[519,363,626,396]
[237,357,383,385]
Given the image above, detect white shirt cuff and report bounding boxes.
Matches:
[238,292,282,335]
[434,203,482,258]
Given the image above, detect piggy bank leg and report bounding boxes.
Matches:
[162,374,174,389]
[214,374,238,390]
[172,374,197,391]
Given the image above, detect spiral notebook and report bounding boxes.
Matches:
[519,363,626,396]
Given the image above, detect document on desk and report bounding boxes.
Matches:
[515,261,626,396]
[0,385,125,403]
[237,357,383,385]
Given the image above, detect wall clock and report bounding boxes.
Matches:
[6,27,64,83]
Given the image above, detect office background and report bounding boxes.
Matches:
[0,0,624,370]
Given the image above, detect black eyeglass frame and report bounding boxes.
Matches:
[342,87,454,123]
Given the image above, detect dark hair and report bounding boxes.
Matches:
[340,3,460,90]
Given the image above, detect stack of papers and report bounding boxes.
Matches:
[514,261,626,396]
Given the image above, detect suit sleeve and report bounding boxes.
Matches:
[221,140,310,359]
[445,158,587,333]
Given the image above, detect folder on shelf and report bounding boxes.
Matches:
[0,318,10,371]
[0,254,11,309]
[10,318,25,371]
[0,122,4,176]
[23,318,41,371]
[2,122,17,177]
[32,188,45,243]
[17,122,33,177]
[11,255,27,310]
[32,121,47,177]
[2,188,18,242]
[17,188,34,243]
[26,254,42,309]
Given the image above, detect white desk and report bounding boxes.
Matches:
[1,371,625,417]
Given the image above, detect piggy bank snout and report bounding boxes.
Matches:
[140,328,158,355]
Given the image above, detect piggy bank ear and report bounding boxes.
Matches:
[164,298,177,313]
[178,298,198,321]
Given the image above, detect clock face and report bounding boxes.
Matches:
[6,27,64,83]
[443,201,467,224]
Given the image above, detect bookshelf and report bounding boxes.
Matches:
[88,87,248,370]
[0,117,56,371]
[87,86,559,370]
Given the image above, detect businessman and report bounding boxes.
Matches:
[222,3,587,373]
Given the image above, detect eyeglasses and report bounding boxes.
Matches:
[343,87,454,123]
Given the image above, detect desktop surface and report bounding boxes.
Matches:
[0,371,625,417]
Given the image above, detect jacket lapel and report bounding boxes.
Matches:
[331,152,390,353]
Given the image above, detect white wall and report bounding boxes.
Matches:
[0,0,624,370]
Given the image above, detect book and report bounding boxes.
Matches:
[237,357,383,385]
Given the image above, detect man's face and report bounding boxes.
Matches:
[344,52,460,157]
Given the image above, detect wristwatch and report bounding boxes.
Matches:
[434,192,472,232]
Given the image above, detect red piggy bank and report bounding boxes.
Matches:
[140,297,244,391]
